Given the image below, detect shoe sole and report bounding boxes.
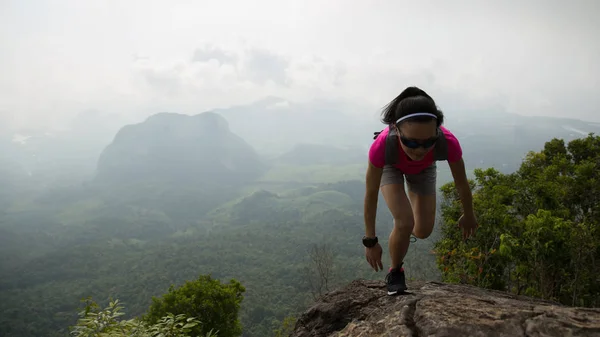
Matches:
[387,288,407,296]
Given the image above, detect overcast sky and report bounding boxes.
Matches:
[1,0,599,132]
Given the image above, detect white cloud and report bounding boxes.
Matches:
[0,0,599,132]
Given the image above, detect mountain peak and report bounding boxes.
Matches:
[290,279,600,337]
[95,110,265,185]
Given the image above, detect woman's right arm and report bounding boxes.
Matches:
[363,160,383,238]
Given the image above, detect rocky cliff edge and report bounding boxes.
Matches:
[290,279,600,337]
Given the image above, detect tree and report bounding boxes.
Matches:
[69,298,218,337]
[303,243,336,300]
[434,134,600,307]
[272,315,296,337]
[143,274,245,337]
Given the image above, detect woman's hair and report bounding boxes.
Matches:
[380,86,444,127]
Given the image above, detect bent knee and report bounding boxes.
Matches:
[412,222,434,239]
[393,216,415,231]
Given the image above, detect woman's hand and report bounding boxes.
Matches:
[365,243,384,271]
[458,212,478,240]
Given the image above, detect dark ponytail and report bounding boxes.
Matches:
[380,86,444,127]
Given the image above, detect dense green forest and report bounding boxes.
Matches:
[1,108,599,337]
[0,177,440,337]
[435,133,600,306]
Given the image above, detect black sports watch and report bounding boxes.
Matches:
[362,236,378,248]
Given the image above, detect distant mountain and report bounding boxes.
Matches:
[214,97,380,156]
[0,138,29,211]
[214,96,600,173]
[443,110,600,172]
[5,109,131,186]
[95,111,268,186]
[276,143,365,166]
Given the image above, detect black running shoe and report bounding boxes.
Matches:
[386,264,407,295]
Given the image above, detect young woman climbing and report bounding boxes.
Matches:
[362,86,478,295]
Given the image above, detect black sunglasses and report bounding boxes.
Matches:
[398,130,439,149]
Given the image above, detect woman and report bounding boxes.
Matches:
[362,86,478,295]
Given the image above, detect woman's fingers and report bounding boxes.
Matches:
[366,256,374,270]
[366,255,382,271]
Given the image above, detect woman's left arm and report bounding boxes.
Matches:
[448,158,478,239]
[448,158,474,216]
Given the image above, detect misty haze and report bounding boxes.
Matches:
[1,1,600,337]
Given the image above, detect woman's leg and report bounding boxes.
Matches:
[380,166,415,269]
[379,165,414,294]
[405,164,437,239]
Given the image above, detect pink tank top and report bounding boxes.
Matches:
[368,125,463,174]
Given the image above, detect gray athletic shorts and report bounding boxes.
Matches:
[380,163,437,195]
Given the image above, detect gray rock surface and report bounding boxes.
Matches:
[290,279,600,337]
